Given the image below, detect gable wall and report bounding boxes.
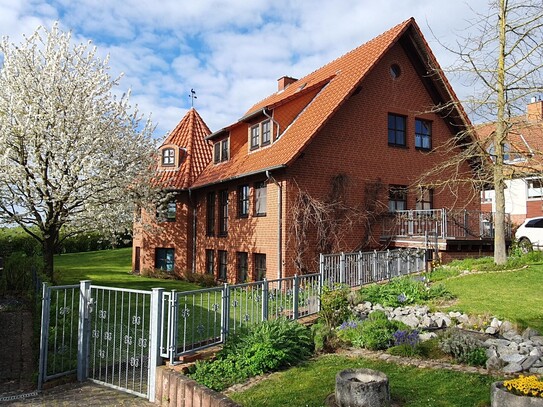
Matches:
[283,41,477,273]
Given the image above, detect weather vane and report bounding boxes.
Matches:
[189,89,197,107]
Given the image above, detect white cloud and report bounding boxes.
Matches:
[0,0,492,136]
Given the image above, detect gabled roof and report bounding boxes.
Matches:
[155,108,212,190]
[476,113,543,173]
[191,18,470,189]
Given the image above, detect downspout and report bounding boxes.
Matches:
[262,108,281,141]
[266,170,283,280]
[189,189,197,274]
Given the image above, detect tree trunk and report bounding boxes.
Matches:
[42,231,58,281]
[493,0,508,266]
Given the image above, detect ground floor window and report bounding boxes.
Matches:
[155,248,174,272]
[205,249,214,275]
[237,252,248,283]
[254,253,266,281]
[218,250,228,281]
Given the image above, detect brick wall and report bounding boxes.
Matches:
[154,366,239,407]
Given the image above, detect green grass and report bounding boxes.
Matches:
[229,354,498,407]
[54,247,200,291]
[439,266,543,332]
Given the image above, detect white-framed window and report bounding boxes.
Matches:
[527,178,543,199]
[213,138,229,163]
[481,189,494,203]
[249,119,273,151]
[162,148,175,166]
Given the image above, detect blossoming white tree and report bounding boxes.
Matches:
[0,23,157,278]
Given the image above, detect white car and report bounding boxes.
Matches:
[515,217,543,252]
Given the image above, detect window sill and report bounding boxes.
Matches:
[238,214,249,219]
[254,213,267,217]
[415,147,432,152]
[388,143,408,149]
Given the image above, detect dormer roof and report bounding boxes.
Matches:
[155,108,212,190]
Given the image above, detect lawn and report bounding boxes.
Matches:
[436,262,543,332]
[229,355,498,407]
[54,247,200,291]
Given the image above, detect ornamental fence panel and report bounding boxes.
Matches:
[38,248,425,400]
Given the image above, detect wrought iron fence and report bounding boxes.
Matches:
[39,248,425,400]
[320,248,426,288]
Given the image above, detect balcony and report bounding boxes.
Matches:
[381,209,511,243]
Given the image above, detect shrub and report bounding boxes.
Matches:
[181,270,217,287]
[189,318,313,391]
[337,317,408,350]
[312,321,343,353]
[359,276,454,307]
[438,329,487,366]
[0,252,43,293]
[319,284,351,329]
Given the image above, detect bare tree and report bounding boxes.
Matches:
[420,0,543,264]
[0,23,157,278]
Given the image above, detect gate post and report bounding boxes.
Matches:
[77,280,91,382]
[221,283,230,342]
[148,288,164,403]
[262,279,269,322]
[339,252,346,285]
[37,282,51,390]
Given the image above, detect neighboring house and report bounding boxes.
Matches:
[133,18,485,282]
[480,99,543,226]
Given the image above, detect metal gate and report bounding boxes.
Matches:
[39,281,162,401]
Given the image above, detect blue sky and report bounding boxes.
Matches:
[1,0,490,140]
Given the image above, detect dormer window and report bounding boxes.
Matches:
[250,125,260,150]
[162,148,175,166]
[214,138,229,163]
[249,119,272,151]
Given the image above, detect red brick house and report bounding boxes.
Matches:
[480,99,543,226]
[133,18,482,282]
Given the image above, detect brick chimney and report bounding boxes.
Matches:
[527,97,543,122]
[277,76,297,91]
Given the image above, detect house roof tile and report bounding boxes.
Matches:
[155,108,212,190]
[187,18,468,189]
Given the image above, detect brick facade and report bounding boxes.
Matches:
[133,19,478,282]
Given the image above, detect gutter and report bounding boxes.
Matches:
[189,165,287,191]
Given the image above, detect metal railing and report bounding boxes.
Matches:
[39,248,425,399]
[382,209,512,239]
[320,248,426,288]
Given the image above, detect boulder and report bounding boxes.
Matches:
[502,362,523,374]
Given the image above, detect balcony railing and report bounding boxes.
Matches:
[382,209,511,240]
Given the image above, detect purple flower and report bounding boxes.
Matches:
[397,293,407,303]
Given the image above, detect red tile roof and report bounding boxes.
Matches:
[155,108,212,190]
[188,18,469,189]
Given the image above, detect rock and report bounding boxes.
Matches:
[531,336,543,346]
[433,315,452,328]
[486,348,498,358]
[522,327,540,339]
[456,314,470,325]
[449,311,462,318]
[521,355,540,370]
[490,317,501,328]
[500,353,525,364]
[485,338,511,347]
[499,321,515,335]
[502,362,523,374]
[398,314,419,328]
[485,326,498,335]
[530,348,542,358]
[502,330,519,340]
[529,367,543,374]
[420,316,432,328]
[486,356,504,371]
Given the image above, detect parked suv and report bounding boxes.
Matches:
[515,217,543,252]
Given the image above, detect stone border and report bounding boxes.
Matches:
[154,366,240,407]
